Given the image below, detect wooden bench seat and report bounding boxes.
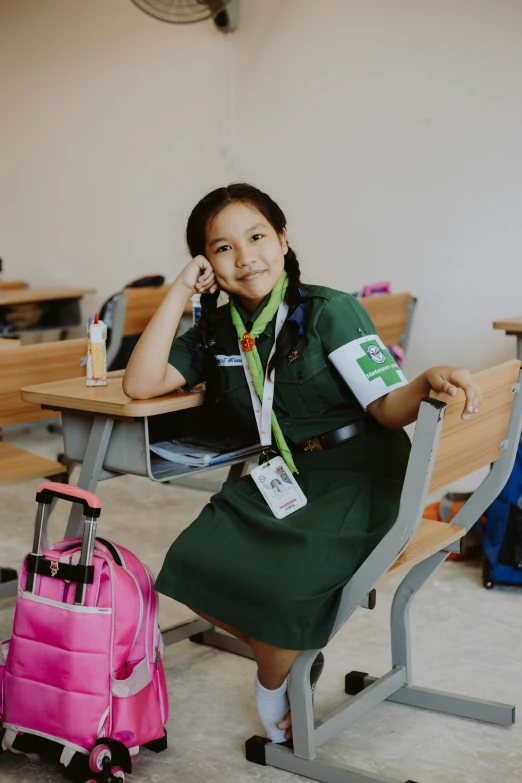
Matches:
[0,441,66,484]
[379,517,465,585]
[0,337,86,484]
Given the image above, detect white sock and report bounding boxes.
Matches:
[255,674,289,743]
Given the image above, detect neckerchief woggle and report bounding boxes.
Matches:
[229,271,298,474]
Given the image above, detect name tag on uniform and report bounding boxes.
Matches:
[216,355,243,367]
[250,457,307,519]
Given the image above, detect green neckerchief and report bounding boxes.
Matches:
[229,271,298,474]
[233,292,270,329]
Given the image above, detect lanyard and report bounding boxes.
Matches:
[238,301,289,447]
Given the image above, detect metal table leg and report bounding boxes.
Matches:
[64,416,115,538]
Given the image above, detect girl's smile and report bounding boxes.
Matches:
[204,202,288,314]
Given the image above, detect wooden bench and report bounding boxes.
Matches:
[105,285,193,368]
[0,337,86,483]
[359,291,417,350]
[0,281,27,292]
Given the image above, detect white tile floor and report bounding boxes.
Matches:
[0,429,520,783]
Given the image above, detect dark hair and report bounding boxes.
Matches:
[186,183,304,404]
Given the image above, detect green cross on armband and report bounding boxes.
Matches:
[356,340,403,387]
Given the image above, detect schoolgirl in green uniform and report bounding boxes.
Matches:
[123,184,481,743]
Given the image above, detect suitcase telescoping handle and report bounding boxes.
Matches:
[26,482,103,605]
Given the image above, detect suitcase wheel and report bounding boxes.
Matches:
[89,743,112,774]
[88,744,127,782]
[85,770,125,783]
[93,738,131,773]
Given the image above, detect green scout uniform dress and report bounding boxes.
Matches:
[155,285,411,650]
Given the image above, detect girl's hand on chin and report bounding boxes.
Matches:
[176,255,218,295]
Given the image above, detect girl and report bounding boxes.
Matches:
[123,183,481,743]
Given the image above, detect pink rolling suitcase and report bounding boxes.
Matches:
[0,482,169,783]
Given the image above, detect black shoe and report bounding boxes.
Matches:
[310,651,324,700]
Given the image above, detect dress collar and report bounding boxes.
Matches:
[231,293,272,333]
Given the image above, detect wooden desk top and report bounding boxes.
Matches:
[22,371,204,418]
[0,280,27,291]
[0,287,96,306]
[493,317,522,334]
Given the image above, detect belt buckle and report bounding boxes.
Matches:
[303,439,317,452]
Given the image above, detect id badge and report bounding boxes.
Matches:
[250,456,307,519]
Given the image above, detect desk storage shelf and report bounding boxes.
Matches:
[21,373,259,484]
[61,409,259,482]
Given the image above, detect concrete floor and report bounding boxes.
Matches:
[0,429,520,783]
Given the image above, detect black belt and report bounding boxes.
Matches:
[295,418,378,453]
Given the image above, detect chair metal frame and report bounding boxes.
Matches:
[246,366,522,783]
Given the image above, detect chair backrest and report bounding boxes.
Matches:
[0,338,86,427]
[122,286,171,337]
[359,292,416,347]
[428,359,521,494]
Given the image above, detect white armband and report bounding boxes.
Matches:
[328,335,408,409]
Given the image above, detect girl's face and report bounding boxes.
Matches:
[204,202,288,314]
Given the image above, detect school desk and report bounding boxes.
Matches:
[493,316,522,362]
[0,286,95,337]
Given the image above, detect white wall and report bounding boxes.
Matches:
[1,0,522,377]
[0,0,233,317]
[230,0,522,378]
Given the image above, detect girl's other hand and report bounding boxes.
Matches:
[176,255,218,296]
[426,366,482,421]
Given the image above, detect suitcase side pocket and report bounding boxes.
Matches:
[0,639,10,723]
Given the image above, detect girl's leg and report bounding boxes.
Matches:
[189,609,299,741]
[249,638,301,742]
[249,639,300,689]
[190,608,250,645]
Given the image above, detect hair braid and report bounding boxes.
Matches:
[192,289,222,405]
[267,246,304,376]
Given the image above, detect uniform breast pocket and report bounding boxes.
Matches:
[276,348,341,418]
[220,365,258,425]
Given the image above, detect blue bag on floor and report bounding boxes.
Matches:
[483,439,522,588]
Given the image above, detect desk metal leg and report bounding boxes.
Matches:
[64,416,114,538]
[161,617,254,659]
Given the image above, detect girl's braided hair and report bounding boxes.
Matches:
[186,183,304,404]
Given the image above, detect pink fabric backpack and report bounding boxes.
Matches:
[0,482,169,782]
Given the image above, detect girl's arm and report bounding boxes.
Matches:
[122,256,216,400]
[368,366,482,428]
